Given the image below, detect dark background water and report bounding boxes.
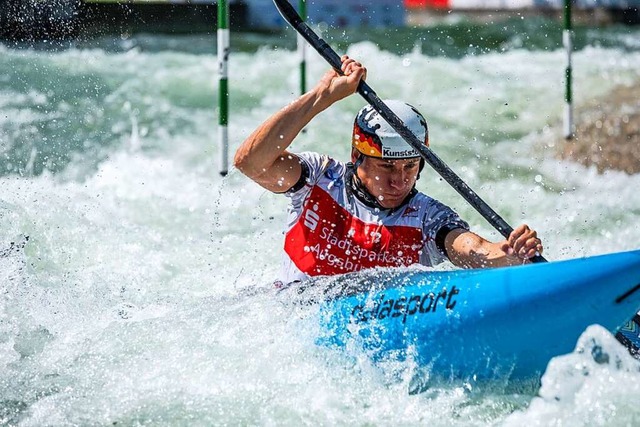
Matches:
[4,16,640,55]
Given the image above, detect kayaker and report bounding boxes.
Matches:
[234,56,544,285]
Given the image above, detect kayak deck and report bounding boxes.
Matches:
[285,250,640,380]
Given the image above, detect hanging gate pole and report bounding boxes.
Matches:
[298,0,307,95]
[218,0,230,176]
[563,0,574,140]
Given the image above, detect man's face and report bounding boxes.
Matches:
[353,152,421,209]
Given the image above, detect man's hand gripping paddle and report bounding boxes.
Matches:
[272,0,546,263]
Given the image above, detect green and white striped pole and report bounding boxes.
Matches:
[563,0,574,140]
[297,0,307,95]
[218,0,230,176]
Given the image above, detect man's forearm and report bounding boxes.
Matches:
[234,87,328,179]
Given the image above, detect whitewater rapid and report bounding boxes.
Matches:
[2,27,640,425]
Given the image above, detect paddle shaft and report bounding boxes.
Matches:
[272,0,546,263]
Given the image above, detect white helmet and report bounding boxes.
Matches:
[352,100,429,159]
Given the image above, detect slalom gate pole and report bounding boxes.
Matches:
[218,0,230,176]
[563,0,574,140]
[298,0,307,95]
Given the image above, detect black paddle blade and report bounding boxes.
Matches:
[273,0,303,27]
[273,0,343,71]
[615,313,640,359]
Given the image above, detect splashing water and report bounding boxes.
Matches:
[2,24,640,425]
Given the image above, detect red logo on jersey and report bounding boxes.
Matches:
[284,186,424,276]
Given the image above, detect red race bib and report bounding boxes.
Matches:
[284,187,423,276]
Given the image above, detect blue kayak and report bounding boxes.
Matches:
[285,250,640,380]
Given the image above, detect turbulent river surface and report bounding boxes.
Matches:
[2,18,640,426]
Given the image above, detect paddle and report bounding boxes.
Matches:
[272,0,547,263]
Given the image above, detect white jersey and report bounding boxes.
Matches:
[278,152,469,284]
